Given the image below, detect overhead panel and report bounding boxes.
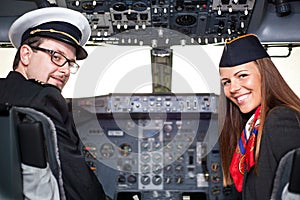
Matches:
[65,0,257,46]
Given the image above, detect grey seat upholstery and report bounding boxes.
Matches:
[0,104,23,200]
[271,147,300,200]
[289,148,300,194]
[0,105,65,199]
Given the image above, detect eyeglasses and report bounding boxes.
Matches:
[30,46,80,74]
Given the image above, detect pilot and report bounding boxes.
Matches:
[0,7,107,200]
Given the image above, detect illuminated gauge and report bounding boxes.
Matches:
[141,140,150,151]
[141,175,151,185]
[141,164,151,174]
[141,152,151,162]
[211,173,221,183]
[175,15,197,26]
[132,2,147,11]
[112,2,127,11]
[175,175,184,184]
[152,153,162,163]
[119,143,132,157]
[211,162,220,172]
[99,143,115,158]
[176,143,184,152]
[152,140,161,150]
[175,164,183,172]
[152,175,162,185]
[164,176,172,184]
[164,165,172,173]
[165,143,173,151]
[152,164,162,174]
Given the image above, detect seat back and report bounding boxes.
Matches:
[288,148,300,194]
[0,105,23,200]
[271,147,300,200]
[0,105,66,200]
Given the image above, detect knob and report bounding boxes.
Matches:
[152,164,162,174]
[153,191,159,198]
[118,175,126,183]
[175,176,183,184]
[175,164,183,172]
[211,173,221,183]
[152,175,162,185]
[141,153,150,162]
[127,175,137,183]
[153,141,161,150]
[141,164,151,174]
[164,165,172,172]
[165,176,172,184]
[165,191,171,198]
[141,175,150,185]
[163,124,173,132]
[211,162,220,172]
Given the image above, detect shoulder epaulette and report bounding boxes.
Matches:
[28,79,61,91]
[28,79,46,85]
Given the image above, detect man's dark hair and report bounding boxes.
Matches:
[13,36,45,70]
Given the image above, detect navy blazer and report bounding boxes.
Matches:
[243,106,300,200]
[0,71,106,200]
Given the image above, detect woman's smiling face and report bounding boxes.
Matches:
[220,61,262,114]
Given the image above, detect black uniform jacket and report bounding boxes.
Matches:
[243,106,300,200]
[0,71,106,200]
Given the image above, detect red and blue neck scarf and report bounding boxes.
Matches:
[230,106,261,192]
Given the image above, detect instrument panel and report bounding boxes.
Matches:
[2,1,300,46]
[69,93,239,200]
[65,0,258,46]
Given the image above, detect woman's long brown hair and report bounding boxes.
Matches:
[219,57,300,186]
